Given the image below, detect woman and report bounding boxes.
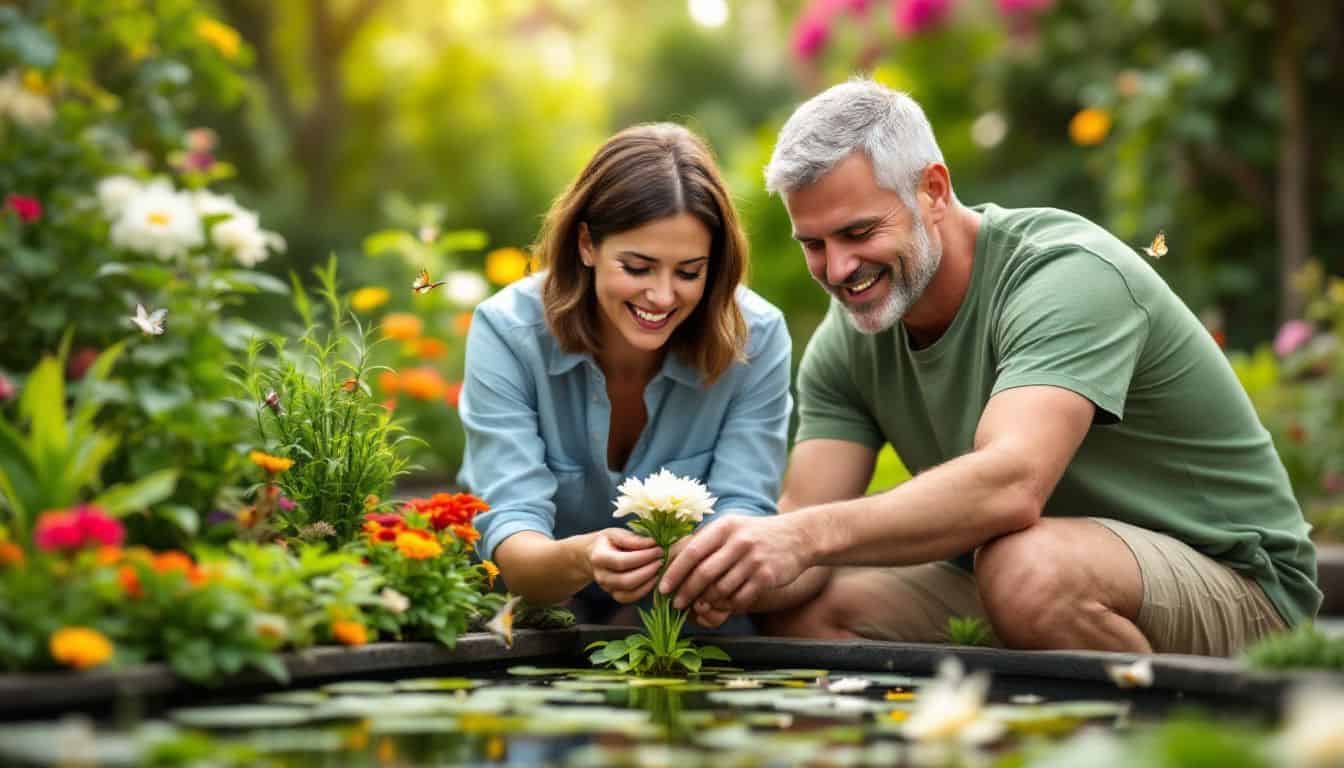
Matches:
[458,123,791,621]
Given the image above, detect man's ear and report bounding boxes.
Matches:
[918,163,952,224]
[578,222,595,267]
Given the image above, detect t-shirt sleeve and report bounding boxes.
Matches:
[991,251,1150,422]
[795,302,885,448]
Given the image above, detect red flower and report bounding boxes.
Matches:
[67,347,100,381]
[5,194,42,223]
[34,505,124,552]
[449,524,481,547]
[405,492,490,531]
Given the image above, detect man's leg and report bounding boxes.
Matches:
[975,517,1150,653]
[758,562,987,643]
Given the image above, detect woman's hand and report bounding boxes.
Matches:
[588,528,664,603]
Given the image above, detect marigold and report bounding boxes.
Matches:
[331,620,368,646]
[249,450,294,474]
[119,564,142,598]
[406,492,490,530]
[449,524,481,548]
[0,541,24,567]
[415,337,448,360]
[481,560,500,589]
[400,367,447,401]
[382,312,423,341]
[377,370,400,396]
[153,551,195,575]
[196,17,241,59]
[445,381,463,408]
[454,311,473,336]
[1068,107,1112,146]
[485,247,531,286]
[395,530,443,559]
[50,627,114,669]
[94,546,123,566]
[350,286,391,313]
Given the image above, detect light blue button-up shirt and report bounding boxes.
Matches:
[458,274,792,562]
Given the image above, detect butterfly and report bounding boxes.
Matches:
[130,304,166,335]
[1142,230,1167,260]
[341,378,359,393]
[485,595,521,649]
[412,268,447,295]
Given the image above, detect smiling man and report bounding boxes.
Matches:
[660,79,1320,655]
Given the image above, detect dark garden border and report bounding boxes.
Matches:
[4,625,1341,719]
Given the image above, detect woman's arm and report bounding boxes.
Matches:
[493,528,663,605]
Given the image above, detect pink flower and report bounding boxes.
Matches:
[34,505,124,552]
[892,0,953,36]
[0,373,14,402]
[278,495,296,512]
[995,0,1052,14]
[1273,320,1314,358]
[791,12,831,60]
[5,194,42,223]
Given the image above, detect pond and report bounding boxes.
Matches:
[0,630,1323,767]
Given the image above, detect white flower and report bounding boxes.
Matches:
[379,587,410,615]
[723,677,762,689]
[902,658,1004,746]
[1104,658,1153,689]
[191,189,246,220]
[96,175,144,220]
[110,182,204,260]
[130,304,166,335]
[0,70,54,128]
[250,612,289,641]
[1277,684,1344,768]
[211,210,285,267]
[612,468,717,523]
[444,270,489,306]
[824,677,872,694]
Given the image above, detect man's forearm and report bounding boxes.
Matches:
[799,447,1040,568]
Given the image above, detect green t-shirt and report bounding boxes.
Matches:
[796,203,1320,626]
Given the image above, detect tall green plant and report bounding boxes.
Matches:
[0,343,176,546]
[237,258,414,541]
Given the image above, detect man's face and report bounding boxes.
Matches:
[783,152,941,334]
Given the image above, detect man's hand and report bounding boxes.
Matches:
[588,528,663,603]
[659,514,812,614]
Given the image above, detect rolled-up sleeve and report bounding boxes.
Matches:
[457,310,561,561]
[704,313,792,521]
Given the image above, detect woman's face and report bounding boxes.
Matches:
[580,212,712,364]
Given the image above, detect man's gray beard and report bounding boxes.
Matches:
[841,217,942,335]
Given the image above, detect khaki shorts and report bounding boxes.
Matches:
[842,517,1287,656]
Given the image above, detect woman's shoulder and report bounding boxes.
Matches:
[474,273,548,331]
[733,284,788,354]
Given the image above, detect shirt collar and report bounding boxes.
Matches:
[544,337,702,388]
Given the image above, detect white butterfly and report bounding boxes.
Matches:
[131,304,167,335]
[485,595,521,649]
[1105,658,1153,688]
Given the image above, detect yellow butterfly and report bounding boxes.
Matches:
[412,268,447,294]
[1142,230,1167,260]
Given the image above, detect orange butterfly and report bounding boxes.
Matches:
[1142,230,1168,260]
[412,268,447,294]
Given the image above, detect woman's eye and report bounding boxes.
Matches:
[620,265,650,276]
[677,270,703,280]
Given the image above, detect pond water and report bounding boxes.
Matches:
[0,655,1279,767]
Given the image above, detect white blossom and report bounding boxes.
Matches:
[250,612,289,642]
[130,304,166,335]
[210,209,286,267]
[96,175,145,220]
[824,677,872,694]
[1277,684,1344,768]
[902,658,1004,746]
[0,70,54,128]
[1104,658,1153,689]
[110,182,204,260]
[612,468,717,523]
[444,270,490,306]
[379,587,410,615]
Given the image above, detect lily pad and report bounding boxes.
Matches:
[367,716,460,735]
[395,677,483,692]
[320,681,397,695]
[242,729,346,753]
[169,705,313,729]
[627,677,687,687]
[259,690,329,706]
[507,665,583,677]
[551,679,630,691]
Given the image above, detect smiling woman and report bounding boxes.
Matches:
[456,123,793,624]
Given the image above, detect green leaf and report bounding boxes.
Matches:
[155,503,199,536]
[0,418,37,527]
[435,229,489,253]
[253,654,291,684]
[696,644,731,662]
[678,653,702,674]
[20,357,68,465]
[95,262,174,287]
[94,469,178,516]
[220,270,290,294]
[362,230,419,257]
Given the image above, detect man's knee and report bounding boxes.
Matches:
[976,527,1072,643]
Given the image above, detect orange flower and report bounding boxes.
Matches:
[119,565,142,598]
[381,313,423,341]
[445,381,463,408]
[396,530,443,559]
[377,370,401,396]
[481,560,500,589]
[0,541,23,567]
[1069,107,1112,146]
[153,551,195,575]
[416,337,448,360]
[94,546,123,566]
[400,367,447,401]
[406,492,489,530]
[450,524,481,549]
[50,627,114,669]
[331,620,368,646]
[454,311,473,336]
[249,450,294,474]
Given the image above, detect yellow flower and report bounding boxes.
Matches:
[485,248,530,286]
[196,17,241,60]
[249,450,294,474]
[50,627,114,669]
[331,619,368,646]
[395,530,443,559]
[1069,107,1112,146]
[381,312,423,341]
[482,560,500,589]
[351,286,390,313]
[21,70,48,96]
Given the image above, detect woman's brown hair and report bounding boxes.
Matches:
[534,123,749,384]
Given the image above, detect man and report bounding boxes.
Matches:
[659,79,1319,655]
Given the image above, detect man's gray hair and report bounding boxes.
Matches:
[764,78,944,207]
